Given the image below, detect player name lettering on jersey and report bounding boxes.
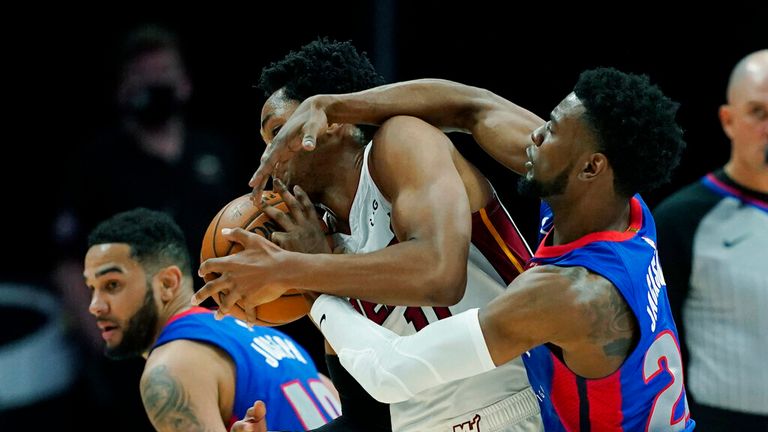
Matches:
[642,237,666,332]
[249,334,308,368]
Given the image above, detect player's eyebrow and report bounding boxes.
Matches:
[94,266,124,278]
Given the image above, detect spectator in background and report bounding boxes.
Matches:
[654,49,768,431]
[51,24,251,431]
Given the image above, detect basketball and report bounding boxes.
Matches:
[200,191,309,326]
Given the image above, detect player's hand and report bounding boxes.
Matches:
[193,228,290,318]
[230,400,268,432]
[263,178,332,255]
[249,95,330,202]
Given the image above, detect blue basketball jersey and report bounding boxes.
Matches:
[523,196,695,431]
[153,308,340,430]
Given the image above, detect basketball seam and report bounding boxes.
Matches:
[224,197,285,256]
[212,198,239,257]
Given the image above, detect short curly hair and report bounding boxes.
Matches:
[88,208,191,277]
[574,68,685,197]
[258,37,385,143]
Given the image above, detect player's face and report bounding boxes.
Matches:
[261,89,323,191]
[260,88,308,187]
[721,66,768,170]
[84,243,159,359]
[520,93,593,198]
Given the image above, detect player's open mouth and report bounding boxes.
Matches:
[97,322,119,340]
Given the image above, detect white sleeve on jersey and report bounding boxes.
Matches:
[310,294,496,403]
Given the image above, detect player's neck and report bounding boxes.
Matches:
[157,296,194,336]
[724,159,768,193]
[549,193,631,245]
[141,296,193,360]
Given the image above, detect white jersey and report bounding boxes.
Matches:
[332,143,542,431]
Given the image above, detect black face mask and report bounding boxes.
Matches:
[123,84,185,128]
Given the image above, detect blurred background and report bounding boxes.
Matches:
[2,2,765,430]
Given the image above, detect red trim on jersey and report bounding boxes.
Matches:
[471,196,532,284]
[550,352,581,432]
[166,306,211,326]
[534,197,643,259]
[705,173,768,210]
[587,370,624,430]
[227,414,239,431]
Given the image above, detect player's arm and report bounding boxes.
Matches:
[293,115,472,305]
[141,340,235,432]
[309,265,592,403]
[197,115,472,309]
[251,79,545,196]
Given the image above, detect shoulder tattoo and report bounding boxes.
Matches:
[141,365,210,432]
[585,276,638,358]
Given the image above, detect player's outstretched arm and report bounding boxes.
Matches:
[251,79,544,198]
[200,116,474,310]
[309,265,586,403]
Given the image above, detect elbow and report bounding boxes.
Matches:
[338,351,414,404]
[422,262,467,306]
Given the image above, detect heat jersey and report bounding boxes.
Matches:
[332,143,542,431]
[152,307,340,430]
[523,196,695,431]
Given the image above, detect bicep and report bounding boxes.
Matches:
[141,343,233,432]
[479,266,587,365]
[372,116,471,247]
[471,99,544,175]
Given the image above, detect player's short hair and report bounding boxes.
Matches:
[88,208,192,276]
[574,68,686,197]
[258,37,385,143]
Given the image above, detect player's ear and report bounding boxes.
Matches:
[579,152,608,181]
[156,265,183,302]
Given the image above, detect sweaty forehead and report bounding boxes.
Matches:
[553,92,586,121]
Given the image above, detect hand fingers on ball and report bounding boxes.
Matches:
[243,305,259,327]
[249,150,276,194]
[192,266,230,305]
[198,256,229,279]
[262,204,295,231]
[217,283,243,316]
[223,302,248,323]
[271,231,293,249]
[273,179,306,223]
[220,227,254,246]
[292,185,319,221]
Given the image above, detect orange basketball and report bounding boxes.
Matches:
[200,191,309,326]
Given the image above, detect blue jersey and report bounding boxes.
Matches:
[153,307,340,430]
[523,196,695,431]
